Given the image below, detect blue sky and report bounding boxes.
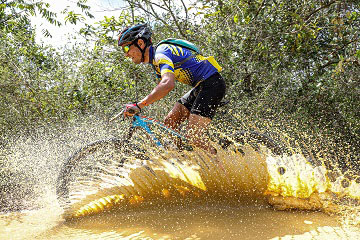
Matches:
[32,0,126,48]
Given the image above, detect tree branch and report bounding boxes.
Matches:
[254,0,267,19]
[125,0,172,31]
[283,0,338,29]
[180,0,188,29]
[304,0,337,24]
[140,0,168,12]
[161,0,187,38]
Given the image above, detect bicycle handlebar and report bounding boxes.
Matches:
[109,109,139,122]
[109,110,125,122]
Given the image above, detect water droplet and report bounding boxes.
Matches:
[278,167,286,175]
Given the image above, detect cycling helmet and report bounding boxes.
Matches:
[118,23,152,46]
[118,23,152,62]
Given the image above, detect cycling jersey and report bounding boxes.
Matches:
[148,44,222,87]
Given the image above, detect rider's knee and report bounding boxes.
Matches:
[166,104,189,122]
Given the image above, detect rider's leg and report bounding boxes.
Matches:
[164,86,197,131]
[186,114,217,155]
[163,103,190,149]
[184,73,226,155]
[164,73,226,153]
[164,102,190,130]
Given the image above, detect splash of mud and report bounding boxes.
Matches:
[59,142,359,220]
[1,115,360,239]
[266,154,360,214]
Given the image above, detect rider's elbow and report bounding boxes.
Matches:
[160,72,175,92]
[166,80,175,92]
[161,79,175,92]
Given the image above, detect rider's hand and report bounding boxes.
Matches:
[123,103,141,117]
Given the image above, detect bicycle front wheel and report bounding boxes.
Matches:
[56,138,149,210]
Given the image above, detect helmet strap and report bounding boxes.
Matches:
[134,38,151,62]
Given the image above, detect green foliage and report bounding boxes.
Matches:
[194,0,360,139]
[0,0,359,162]
[0,0,94,134]
[0,0,61,34]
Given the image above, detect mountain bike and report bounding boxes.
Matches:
[56,108,283,211]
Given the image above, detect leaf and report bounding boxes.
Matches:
[355,50,360,59]
[195,11,204,16]
[234,14,239,23]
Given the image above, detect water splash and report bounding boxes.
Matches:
[266,154,360,215]
[54,132,359,229]
[1,114,360,239]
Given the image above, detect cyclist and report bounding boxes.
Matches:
[118,23,226,155]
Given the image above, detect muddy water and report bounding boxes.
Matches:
[1,125,360,240]
[1,201,357,240]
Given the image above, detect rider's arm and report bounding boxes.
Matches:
[137,72,175,109]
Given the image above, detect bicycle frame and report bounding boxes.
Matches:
[110,100,231,150]
[125,114,188,149]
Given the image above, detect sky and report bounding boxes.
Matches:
[31,0,126,48]
[32,0,200,48]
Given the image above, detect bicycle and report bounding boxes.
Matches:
[56,108,283,218]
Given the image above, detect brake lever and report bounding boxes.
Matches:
[109,109,125,122]
[109,108,140,122]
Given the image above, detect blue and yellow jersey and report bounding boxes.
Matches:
[148,44,222,87]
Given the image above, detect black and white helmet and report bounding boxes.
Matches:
[118,23,152,46]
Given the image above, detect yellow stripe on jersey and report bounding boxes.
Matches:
[196,55,223,72]
[167,44,180,56]
[161,69,174,75]
[178,46,184,56]
[157,58,175,68]
[173,46,180,56]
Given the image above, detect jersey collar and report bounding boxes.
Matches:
[148,45,155,65]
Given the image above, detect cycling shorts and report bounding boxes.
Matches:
[178,72,226,119]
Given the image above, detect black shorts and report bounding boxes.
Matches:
[178,72,226,119]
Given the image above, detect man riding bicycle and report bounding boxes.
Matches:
[118,23,226,155]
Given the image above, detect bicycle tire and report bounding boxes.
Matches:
[56,138,149,209]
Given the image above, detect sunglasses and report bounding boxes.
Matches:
[122,42,134,54]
